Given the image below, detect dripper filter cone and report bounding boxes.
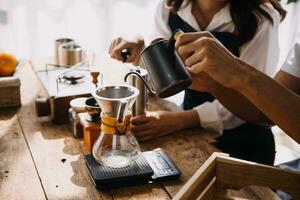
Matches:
[92,85,139,120]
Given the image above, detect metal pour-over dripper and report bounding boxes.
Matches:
[91,85,141,168]
[92,85,139,120]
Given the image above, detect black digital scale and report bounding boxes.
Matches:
[85,148,181,190]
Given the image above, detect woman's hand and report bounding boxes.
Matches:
[131,110,200,141]
[189,71,220,93]
[109,35,145,66]
[130,111,184,141]
[175,32,245,89]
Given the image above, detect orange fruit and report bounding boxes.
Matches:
[0,51,17,77]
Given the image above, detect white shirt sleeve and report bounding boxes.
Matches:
[281,42,300,78]
[146,0,172,44]
[194,101,245,135]
[239,3,281,77]
[194,4,281,135]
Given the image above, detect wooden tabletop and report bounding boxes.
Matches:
[0,61,277,200]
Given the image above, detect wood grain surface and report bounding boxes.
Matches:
[0,61,280,200]
[0,109,46,200]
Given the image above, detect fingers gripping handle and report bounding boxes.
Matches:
[167,29,184,49]
[173,29,184,41]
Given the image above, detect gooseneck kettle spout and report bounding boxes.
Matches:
[124,71,157,96]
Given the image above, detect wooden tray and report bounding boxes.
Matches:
[173,153,300,200]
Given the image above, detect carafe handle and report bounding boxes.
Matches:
[124,71,157,96]
[117,100,128,123]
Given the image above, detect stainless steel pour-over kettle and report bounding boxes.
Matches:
[124,29,192,98]
[126,67,148,116]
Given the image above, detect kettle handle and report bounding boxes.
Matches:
[121,49,131,62]
[124,71,157,96]
[167,29,184,49]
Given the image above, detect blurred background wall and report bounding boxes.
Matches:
[0,0,160,58]
[0,0,299,70]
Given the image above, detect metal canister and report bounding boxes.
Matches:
[58,43,83,66]
[68,108,83,138]
[54,38,74,65]
[127,68,148,116]
[68,98,87,138]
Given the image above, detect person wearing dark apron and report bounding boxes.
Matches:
[168,13,275,165]
[108,0,286,166]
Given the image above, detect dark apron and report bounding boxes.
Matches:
[168,13,275,165]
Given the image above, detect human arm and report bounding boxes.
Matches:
[108,35,145,66]
[186,6,281,128]
[109,0,171,65]
[275,70,300,95]
[131,109,200,141]
[208,70,300,127]
[190,72,272,127]
[176,32,300,143]
[233,62,300,143]
[176,9,281,126]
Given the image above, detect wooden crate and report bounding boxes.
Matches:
[173,152,300,200]
[0,69,21,108]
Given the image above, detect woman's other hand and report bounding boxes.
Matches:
[130,111,183,141]
[109,35,145,66]
[175,32,245,89]
[130,110,199,141]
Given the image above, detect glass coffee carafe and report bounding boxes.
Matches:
[92,85,141,168]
